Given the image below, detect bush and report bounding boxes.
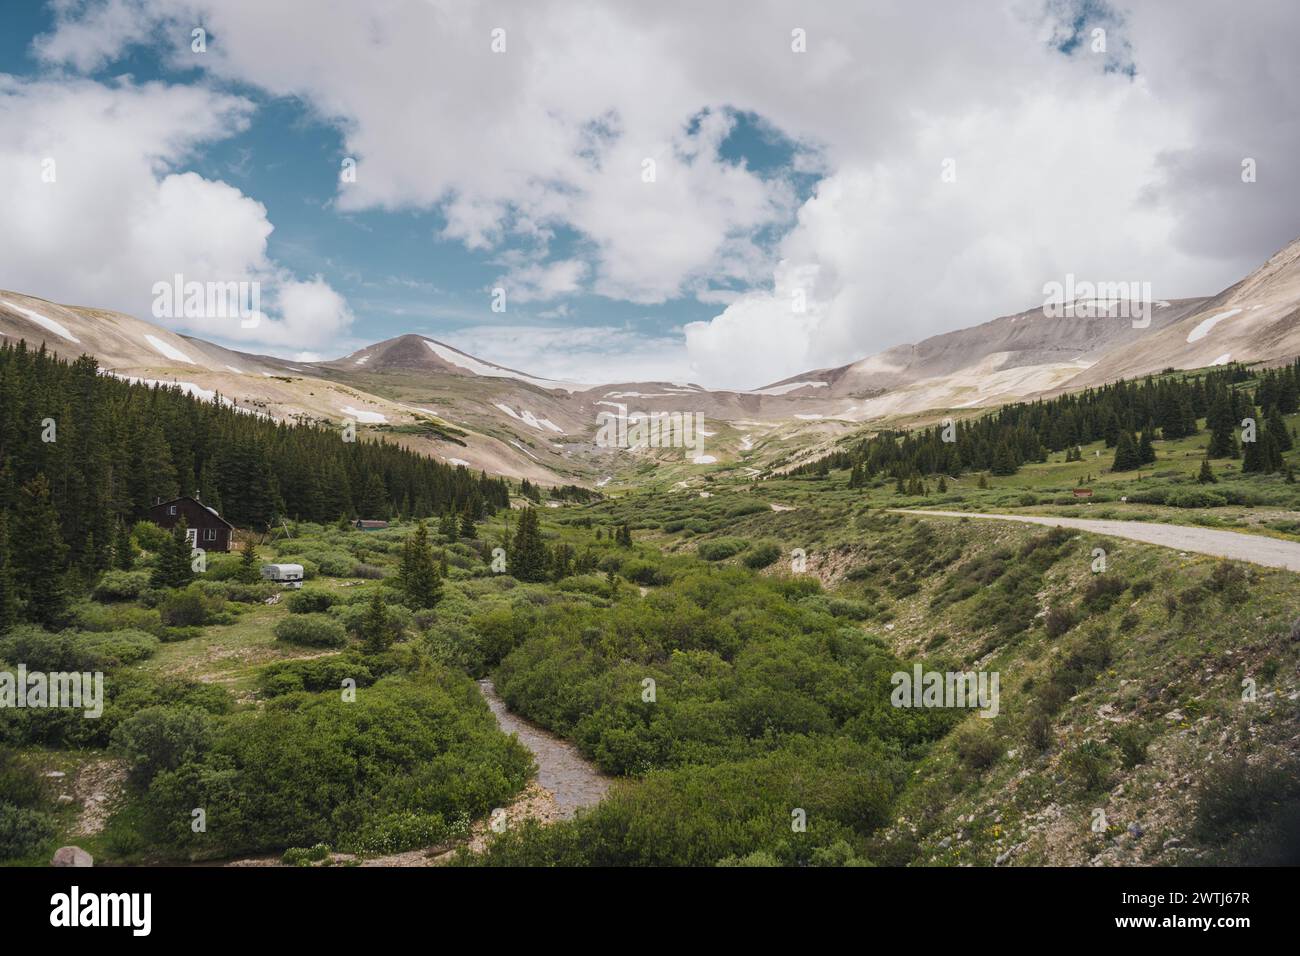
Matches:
[287,590,338,614]
[259,657,375,697]
[1110,724,1152,769]
[282,843,332,866]
[742,540,782,570]
[1167,489,1227,509]
[273,614,347,648]
[953,722,1001,771]
[1063,739,1112,791]
[1081,574,1126,612]
[697,538,749,562]
[110,705,214,786]
[0,801,56,861]
[158,585,223,628]
[1044,605,1077,638]
[0,625,158,671]
[620,560,670,587]
[130,521,170,553]
[1206,561,1250,606]
[93,570,151,602]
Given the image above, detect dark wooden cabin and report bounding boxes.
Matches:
[148,495,236,552]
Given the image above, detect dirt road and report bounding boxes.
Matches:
[891,509,1300,572]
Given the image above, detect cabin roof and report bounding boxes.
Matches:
[149,496,236,530]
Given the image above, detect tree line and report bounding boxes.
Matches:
[0,341,510,625]
[792,360,1299,483]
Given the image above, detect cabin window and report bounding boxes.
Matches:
[204,529,218,542]
[168,505,177,516]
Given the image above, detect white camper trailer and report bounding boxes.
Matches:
[261,563,305,589]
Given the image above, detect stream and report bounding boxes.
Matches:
[476,678,610,816]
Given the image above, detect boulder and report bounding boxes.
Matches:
[51,846,93,868]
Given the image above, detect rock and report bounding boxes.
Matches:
[43,770,66,779]
[51,846,93,868]
[1128,822,1145,838]
[56,794,75,805]
[937,837,951,849]
[1162,837,1182,849]
[995,848,1013,865]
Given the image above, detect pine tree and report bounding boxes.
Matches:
[360,591,395,653]
[1197,458,1216,484]
[237,536,261,584]
[1138,430,1156,465]
[398,520,442,608]
[0,511,18,630]
[991,439,1017,476]
[438,508,458,538]
[152,519,195,589]
[1267,406,1293,452]
[1111,431,1141,472]
[14,475,69,627]
[113,519,135,570]
[510,508,549,582]
[459,502,477,539]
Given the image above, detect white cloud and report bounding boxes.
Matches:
[25,0,1300,387]
[0,74,351,351]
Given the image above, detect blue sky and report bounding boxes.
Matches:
[1,2,1295,388]
[0,0,819,377]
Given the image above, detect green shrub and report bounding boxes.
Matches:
[110,705,214,786]
[273,614,347,648]
[697,538,749,561]
[1063,739,1112,791]
[287,589,338,614]
[742,540,782,569]
[93,570,151,602]
[953,722,1001,771]
[0,801,56,861]
[158,585,223,628]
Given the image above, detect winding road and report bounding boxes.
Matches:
[890,509,1300,572]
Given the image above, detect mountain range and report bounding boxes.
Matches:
[3,236,1299,488]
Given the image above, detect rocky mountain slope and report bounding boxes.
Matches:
[3,237,1299,487]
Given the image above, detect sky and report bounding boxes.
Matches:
[0,0,1297,389]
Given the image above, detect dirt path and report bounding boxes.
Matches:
[890,509,1300,572]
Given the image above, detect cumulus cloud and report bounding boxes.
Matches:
[0,74,352,351]
[24,0,1300,387]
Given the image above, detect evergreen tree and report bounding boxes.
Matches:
[113,519,135,570]
[237,536,261,584]
[459,502,477,539]
[398,520,442,608]
[510,508,549,582]
[1267,406,1293,452]
[0,511,18,630]
[1138,430,1156,465]
[1112,431,1142,472]
[152,519,195,589]
[359,592,395,653]
[1197,458,1216,484]
[438,508,458,538]
[14,475,69,627]
[990,439,1017,476]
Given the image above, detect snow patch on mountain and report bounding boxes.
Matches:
[1186,309,1242,343]
[144,334,196,364]
[2,300,81,343]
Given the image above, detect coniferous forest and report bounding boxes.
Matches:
[797,361,1300,486]
[0,341,508,627]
